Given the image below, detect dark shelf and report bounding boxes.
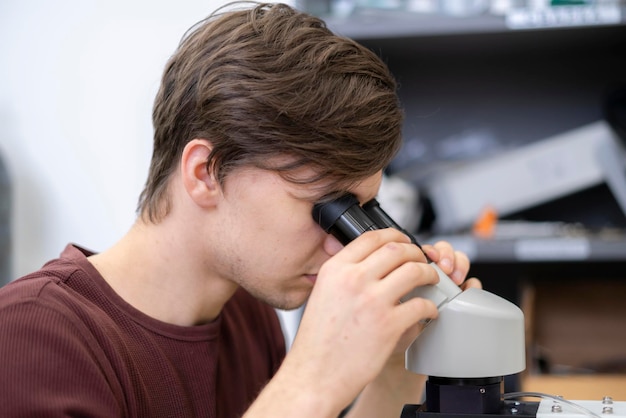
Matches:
[321,5,626,42]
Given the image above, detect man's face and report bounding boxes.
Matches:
[208,166,383,310]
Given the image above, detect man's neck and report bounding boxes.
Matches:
[88,219,238,326]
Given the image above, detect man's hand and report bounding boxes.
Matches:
[290,228,439,410]
[245,231,479,418]
[344,239,482,418]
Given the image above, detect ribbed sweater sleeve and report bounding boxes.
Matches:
[0,290,123,417]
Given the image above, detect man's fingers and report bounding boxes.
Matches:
[394,296,438,329]
[328,229,428,284]
[331,229,412,263]
[461,277,482,290]
[378,261,440,302]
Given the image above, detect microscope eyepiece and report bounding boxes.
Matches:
[312,194,378,245]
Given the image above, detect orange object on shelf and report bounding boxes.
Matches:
[472,206,498,238]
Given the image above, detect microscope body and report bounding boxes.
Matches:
[313,196,626,417]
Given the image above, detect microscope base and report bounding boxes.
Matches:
[401,401,540,418]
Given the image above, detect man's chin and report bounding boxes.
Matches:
[246,279,312,311]
[273,297,308,311]
[271,289,311,311]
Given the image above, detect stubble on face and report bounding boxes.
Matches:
[218,250,314,311]
[207,168,327,311]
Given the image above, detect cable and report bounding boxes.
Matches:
[503,391,602,418]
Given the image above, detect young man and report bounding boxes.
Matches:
[0,3,478,417]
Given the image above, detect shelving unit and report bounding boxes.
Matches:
[336,22,625,181]
[315,5,626,229]
[322,5,626,40]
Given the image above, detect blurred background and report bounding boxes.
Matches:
[1,0,626,399]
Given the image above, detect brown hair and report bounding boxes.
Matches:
[137,2,403,222]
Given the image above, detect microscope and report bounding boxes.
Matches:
[313,194,624,418]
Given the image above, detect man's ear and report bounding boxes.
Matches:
[180,139,221,209]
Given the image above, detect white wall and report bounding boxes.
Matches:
[0,0,302,348]
[0,0,277,278]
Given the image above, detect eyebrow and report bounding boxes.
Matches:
[288,176,378,205]
[287,186,335,202]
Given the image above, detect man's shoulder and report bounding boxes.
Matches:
[0,244,96,312]
[0,250,124,417]
[1,268,69,306]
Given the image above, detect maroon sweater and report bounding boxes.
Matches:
[0,245,286,417]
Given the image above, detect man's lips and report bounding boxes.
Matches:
[304,274,317,284]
